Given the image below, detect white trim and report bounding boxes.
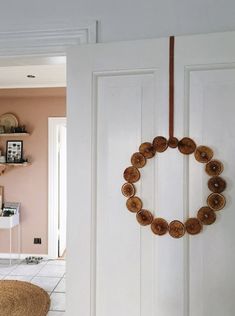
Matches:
[48,117,66,259]
[0,253,48,260]
[0,21,97,57]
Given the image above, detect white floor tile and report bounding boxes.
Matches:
[31,276,61,292]
[47,311,66,316]
[50,292,66,311]
[9,264,43,276]
[38,264,65,278]
[4,275,32,282]
[0,264,18,276]
[54,278,66,293]
[47,260,65,266]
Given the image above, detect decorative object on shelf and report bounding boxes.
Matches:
[6,140,23,163]
[0,125,5,134]
[10,125,27,133]
[0,113,18,133]
[0,156,6,163]
[0,150,5,163]
[121,36,227,238]
[1,202,20,217]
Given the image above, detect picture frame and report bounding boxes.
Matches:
[6,140,23,163]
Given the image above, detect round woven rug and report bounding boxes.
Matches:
[0,280,50,316]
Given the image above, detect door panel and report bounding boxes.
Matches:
[67,32,235,316]
[188,68,235,316]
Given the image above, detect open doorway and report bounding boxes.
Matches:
[0,58,67,314]
[48,117,67,259]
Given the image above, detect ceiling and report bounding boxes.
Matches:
[0,57,66,89]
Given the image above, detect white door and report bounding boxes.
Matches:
[59,124,67,257]
[67,32,235,316]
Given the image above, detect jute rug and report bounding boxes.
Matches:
[0,280,50,316]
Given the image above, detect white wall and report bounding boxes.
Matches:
[1,0,235,42]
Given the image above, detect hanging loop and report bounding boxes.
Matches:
[169,36,175,139]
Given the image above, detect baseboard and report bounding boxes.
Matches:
[0,253,48,260]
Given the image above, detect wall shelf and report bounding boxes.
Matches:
[0,162,30,175]
[0,133,29,137]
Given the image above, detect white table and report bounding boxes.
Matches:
[0,213,20,265]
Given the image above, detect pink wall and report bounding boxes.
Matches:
[0,88,66,254]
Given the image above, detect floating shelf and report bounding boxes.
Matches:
[0,162,30,175]
[0,133,30,137]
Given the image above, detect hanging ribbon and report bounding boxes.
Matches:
[169,36,175,139]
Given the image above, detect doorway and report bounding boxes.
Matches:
[48,117,67,259]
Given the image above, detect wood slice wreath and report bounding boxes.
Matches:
[121,136,227,238]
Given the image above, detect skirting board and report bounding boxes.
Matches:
[0,253,48,260]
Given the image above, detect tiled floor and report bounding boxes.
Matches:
[0,259,66,315]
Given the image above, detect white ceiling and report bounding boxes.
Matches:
[0,57,66,89]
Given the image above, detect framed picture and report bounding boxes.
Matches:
[6,140,23,163]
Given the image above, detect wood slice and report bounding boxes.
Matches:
[139,142,156,159]
[121,183,136,197]
[178,137,196,155]
[185,218,202,235]
[126,196,143,213]
[208,176,226,193]
[123,166,140,183]
[136,209,154,226]
[152,136,168,152]
[131,152,146,168]
[151,218,168,235]
[169,220,185,238]
[168,137,179,148]
[207,193,226,211]
[205,159,224,176]
[197,206,216,225]
[194,145,213,163]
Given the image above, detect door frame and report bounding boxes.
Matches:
[0,21,97,57]
[48,117,67,259]
[0,22,97,260]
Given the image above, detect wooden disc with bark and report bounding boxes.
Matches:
[197,207,216,225]
[151,218,169,235]
[131,152,146,168]
[139,142,156,158]
[168,137,179,148]
[207,193,226,211]
[178,137,196,155]
[208,176,226,193]
[126,196,143,213]
[123,166,140,183]
[205,160,223,176]
[136,210,154,226]
[121,183,136,197]
[194,146,213,163]
[169,220,185,238]
[152,136,168,152]
[185,218,202,235]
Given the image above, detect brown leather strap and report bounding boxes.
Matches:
[169,36,175,138]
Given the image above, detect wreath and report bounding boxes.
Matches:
[121,136,226,238]
[121,37,227,238]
